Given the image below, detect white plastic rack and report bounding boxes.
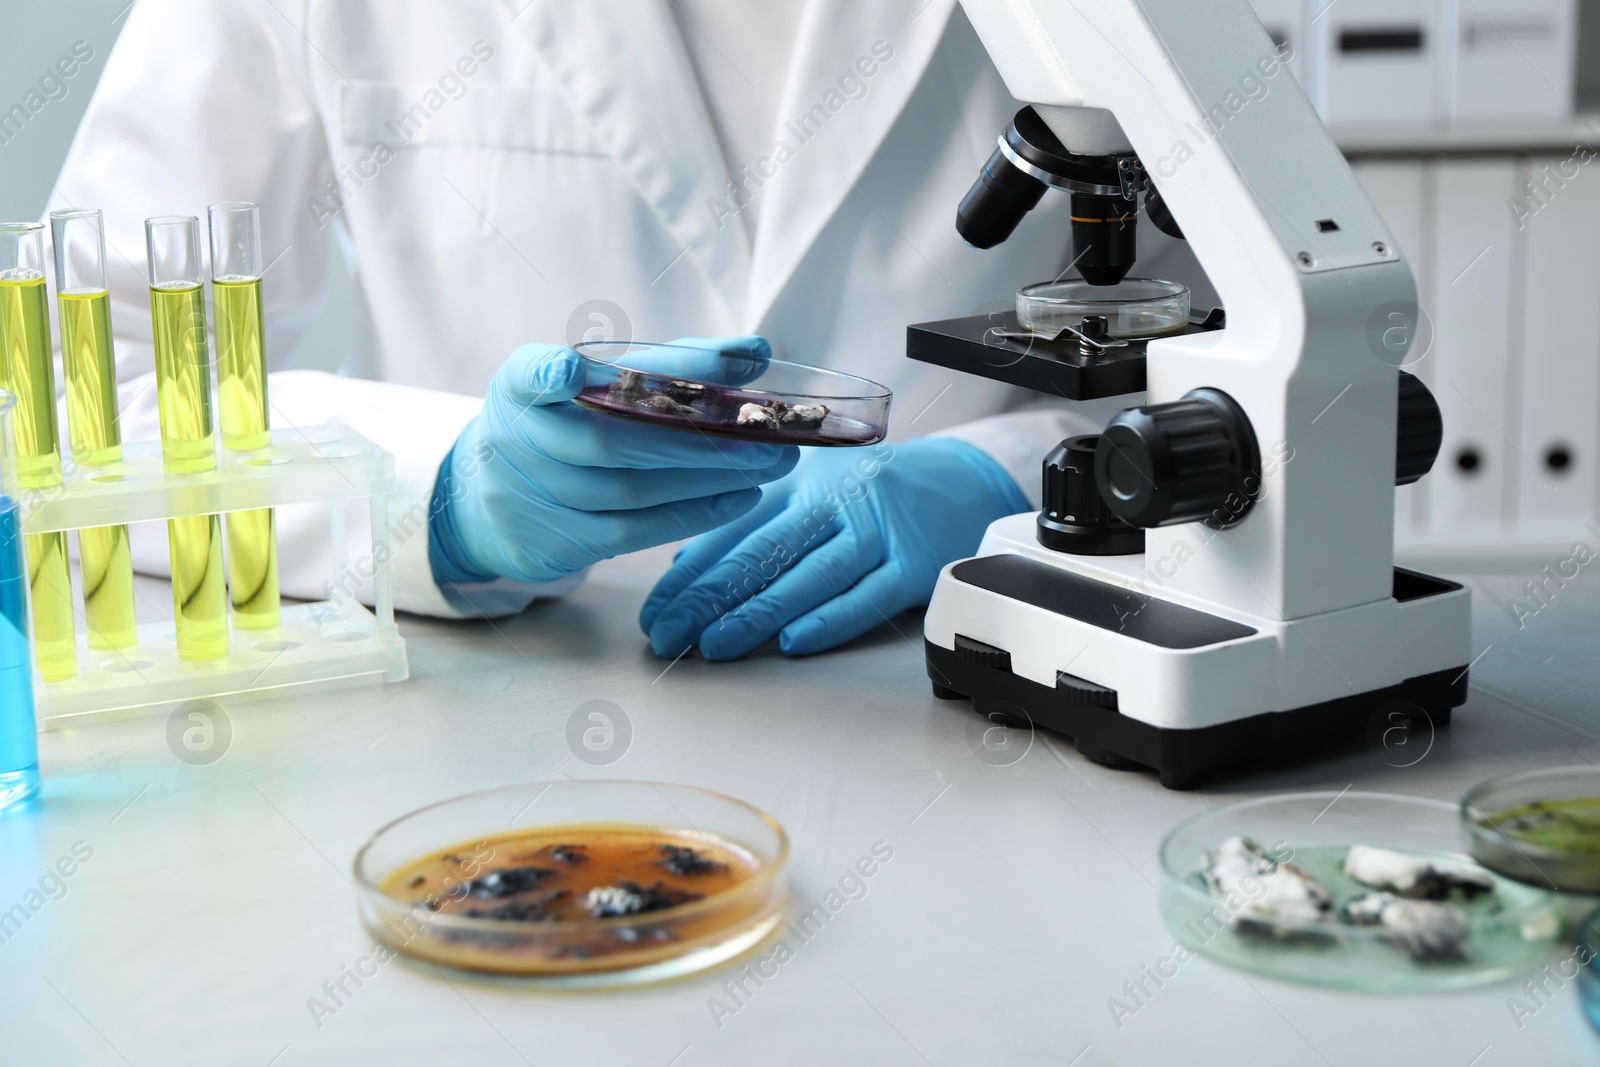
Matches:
[15,422,408,724]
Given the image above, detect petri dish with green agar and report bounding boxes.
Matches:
[1464,766,1600,895]
[1464,768,1600,1039]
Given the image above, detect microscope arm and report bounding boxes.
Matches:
[955,0,1412,621]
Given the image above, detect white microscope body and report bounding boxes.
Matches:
[914,0,1472,788]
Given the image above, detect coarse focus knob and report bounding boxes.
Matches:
[1396,371,1443,486]
[1095,388,1261,529]
[1037,435,1144,554]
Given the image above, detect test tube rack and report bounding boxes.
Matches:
[13,421,409,724]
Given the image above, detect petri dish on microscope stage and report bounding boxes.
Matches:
[572,341,891,446]
[353,780,789,987]
[1016,277,1190,340]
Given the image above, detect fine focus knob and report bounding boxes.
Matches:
[1095,388,1260,529]
[1037,435,1145,555]
[1396,371,1443,486]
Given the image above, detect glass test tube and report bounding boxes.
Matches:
[0,395,40,808]
[146,216,227,661]
[0,222,76,681]
[51,209,137,650]
[209,203,279,630]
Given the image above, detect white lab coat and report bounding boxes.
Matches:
[48,0,1169,618]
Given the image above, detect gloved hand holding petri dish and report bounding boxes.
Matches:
[430,336,804,588]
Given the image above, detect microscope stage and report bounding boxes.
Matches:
[907,311,1148,399]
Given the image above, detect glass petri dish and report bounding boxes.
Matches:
[1016,277,1190,339]
[353,780,789,987]
[572,341,890,446]
[1463,766,1600,895]
[1158,792,1561,992]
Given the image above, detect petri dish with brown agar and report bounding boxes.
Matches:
[1159,792,1560,992]
[572,340,890,446]
[1463,766,1600,895]
[353,781,789,987]
[1016,277,1190,339]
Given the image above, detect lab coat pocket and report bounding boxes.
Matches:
[338,82,607,157]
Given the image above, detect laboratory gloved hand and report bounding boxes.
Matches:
[639,437,1030,659]
[430,337,799,587]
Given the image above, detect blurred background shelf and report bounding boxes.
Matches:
[1332,115,1600,155]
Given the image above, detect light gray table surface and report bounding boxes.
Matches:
[1,550,1598,1067]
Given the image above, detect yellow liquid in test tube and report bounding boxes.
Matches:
[0,274,76,680]
[58,290,136,649]
[168,512,226,657]
[150,282,217,472]
[149,281,227,660]
[213,279,268,452]
[213,276,278,629]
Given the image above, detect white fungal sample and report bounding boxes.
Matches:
[736,403,778,428]
[1203,836,1333,935]
[1341,891,1470,963]
[731,400,829,432]
[640,394,698,417]
[780,403,830,428]
[609,369,649,399]
[585,885,645,918]
[1343,845,1494,900]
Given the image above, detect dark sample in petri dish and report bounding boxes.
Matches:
[658,843,726,876]
[370,825,764,974]
[573,341,891,446]
[464,865,558,900]
[354,782,790,984]
[463,890,572,922]
[524,843,588,865]
[585,880,703,918]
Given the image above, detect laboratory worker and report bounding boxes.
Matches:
[49,0,1190,658]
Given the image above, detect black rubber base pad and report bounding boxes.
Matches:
[926,640,1467,790]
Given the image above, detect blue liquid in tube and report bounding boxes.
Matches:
[0,499,39,809]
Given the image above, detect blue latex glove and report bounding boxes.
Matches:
[640,437,1030,659]
[430,337,799,587]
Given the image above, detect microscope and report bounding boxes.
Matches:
[909,0,1472,789]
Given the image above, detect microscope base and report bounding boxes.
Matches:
[922,515,1473,789]
[926,641,1465,790]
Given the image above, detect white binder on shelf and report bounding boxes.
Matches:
[1426,159,1518,540]
[1305,0,1442,126]
[1444,0,1577,122]
[1514,154,1600,538]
